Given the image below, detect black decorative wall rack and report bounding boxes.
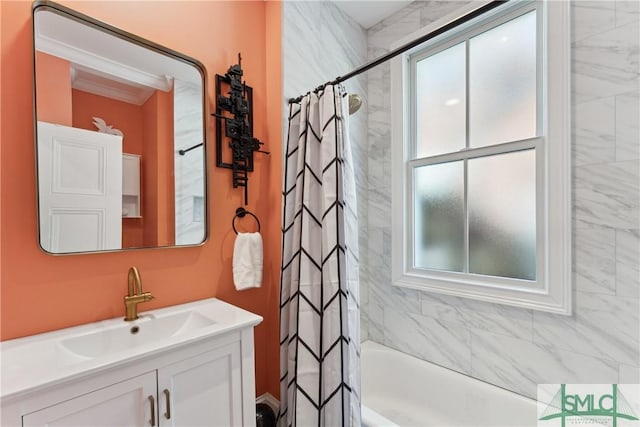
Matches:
[214,54,268,205]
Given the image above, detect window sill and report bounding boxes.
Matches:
[393,272,571,315]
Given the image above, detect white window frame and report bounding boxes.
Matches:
[390,0,571,314]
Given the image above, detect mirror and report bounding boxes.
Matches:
[32,1,208,254]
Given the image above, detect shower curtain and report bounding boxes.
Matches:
[279,85,361,427]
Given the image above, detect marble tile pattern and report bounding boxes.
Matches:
[282,2,369,338]
[361,0,640,399]
[284,0,639,399]
[174,79,206,245]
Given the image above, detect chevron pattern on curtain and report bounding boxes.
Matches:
[278,85,361,427]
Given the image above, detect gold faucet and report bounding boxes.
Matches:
[124,266,154,321]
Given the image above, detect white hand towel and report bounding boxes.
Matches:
[233,232,263,290]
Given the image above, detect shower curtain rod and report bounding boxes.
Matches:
[288,0,507,104]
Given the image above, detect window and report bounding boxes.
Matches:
[391,0,571,314]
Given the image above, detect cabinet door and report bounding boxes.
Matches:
[37,121,123,252]
[157,342,243,427]
[22,372,156,427]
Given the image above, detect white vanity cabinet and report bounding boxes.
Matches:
[12,333,252,427]
[1,299,262,427]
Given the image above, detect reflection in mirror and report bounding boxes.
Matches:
[33,1,207,254]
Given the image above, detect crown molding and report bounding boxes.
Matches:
[36,35,173,92]
[70,65,155,105]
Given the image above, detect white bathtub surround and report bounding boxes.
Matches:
[616,229,640,298]
[574,96,616,167]
[362,0,640,398]
[616,91,640,161]
[282,0,639,404]
[620,364,640,384]
[279,86,361,426]
[573,19,639,105]
[471,329,619,396]
[383,308,471,374]
[361,341,537,427]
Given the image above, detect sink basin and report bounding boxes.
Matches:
[60,311,215,358]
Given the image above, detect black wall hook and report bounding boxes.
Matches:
[232,207,261,234]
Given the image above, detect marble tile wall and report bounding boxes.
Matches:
[364,0,640,398]
[282,0,639,399]
[174,79,206,245]
[282,1,370,338]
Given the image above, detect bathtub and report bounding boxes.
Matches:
[361,341,537,427]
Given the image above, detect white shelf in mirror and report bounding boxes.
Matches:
[122,153,140,218]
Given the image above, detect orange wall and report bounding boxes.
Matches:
[72,89,144,154]
[34,51,73,126]
[73,89,147,247]
[0,0,282,399]
[72,89,175,248]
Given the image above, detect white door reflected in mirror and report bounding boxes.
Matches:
[37,121,123,253]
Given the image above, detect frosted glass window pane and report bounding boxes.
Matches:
[469,11,537,147]
[468,150,536,280]
[415,43,466,158]
[414,162,464,271]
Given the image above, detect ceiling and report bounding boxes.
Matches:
[330,0,412,29]
[35,8,201,105]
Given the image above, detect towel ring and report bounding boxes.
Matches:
[232,207,261,234]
